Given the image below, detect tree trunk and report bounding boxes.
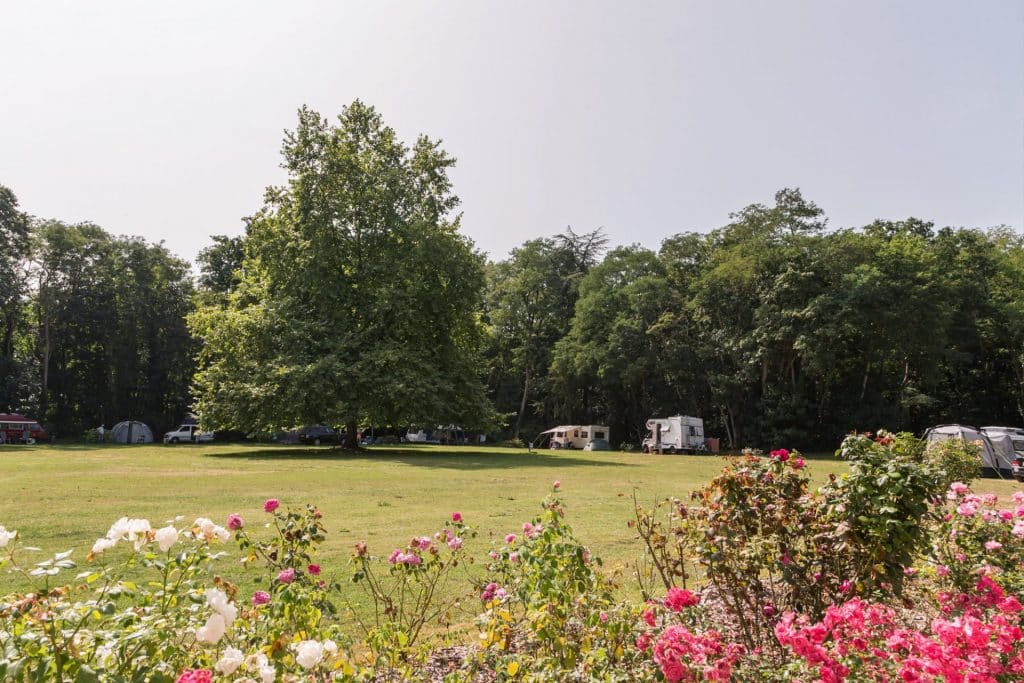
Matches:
[513,367,530,439]
[344,418,358,449]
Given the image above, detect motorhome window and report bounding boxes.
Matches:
[595,431,605,439]
[1013,439,1024,451]
[573,430,579,437]
[689,427,696,436]
[581,431,588,438]
[556,432,564,437]
[29,424,41,430]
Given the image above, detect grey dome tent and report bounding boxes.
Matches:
[111,420,154,444]
[924,424,1013,475]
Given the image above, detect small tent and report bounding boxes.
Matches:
[111,420,154,444]
[924,424,1012,474]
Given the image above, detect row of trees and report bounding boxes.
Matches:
[486,192,1024,448]
[0,189,195,436]
[2,101,1023,449]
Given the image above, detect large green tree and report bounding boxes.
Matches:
[0,186,30,411]
[190,102,491,445]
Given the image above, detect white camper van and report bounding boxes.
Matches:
[539,425,610,449]
[642,416,705,454]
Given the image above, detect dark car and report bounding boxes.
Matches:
[298,425,340,446]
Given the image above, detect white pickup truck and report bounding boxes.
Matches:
[163,424,214,444]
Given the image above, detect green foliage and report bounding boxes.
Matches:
[823,431,945,597]
[923,437,983,490]
[190,102,492,442]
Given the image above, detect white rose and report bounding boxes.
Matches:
[259,664,276,683]
[155,526,178,552]
[294,640,323,669]
[244,653,268,671]
[205,587,238,625]
[0,525,16,548]
[196,613,226,644]
[91,537,116,555]
[323,639,338,658]
[214,525,230,542]
[106,517,130,542]
[215,646,244,674]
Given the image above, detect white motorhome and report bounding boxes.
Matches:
[642,416,705,454]
[538,425,609,450]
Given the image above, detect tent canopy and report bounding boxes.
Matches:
[924,424,1012,472]
[111,420,154,444]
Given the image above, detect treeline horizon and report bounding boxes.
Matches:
[2,182,1023,449]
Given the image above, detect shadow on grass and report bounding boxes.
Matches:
[202,446,633,469]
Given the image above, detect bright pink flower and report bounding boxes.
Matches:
[263,498,279,513]
[770,448,790,461]
[505,534,516,544]
[252,590,270,606]
[553,480,561,490]
[278,568,295,584]
[599,611,609,622]
[791,457,805,470]
[642,608,656,627]
[387,548,402,564]
[664,587,700,611]
[936,565,950,577]
[176,670,212,683]
[447,537,463,551]
[839,580,854,593]
[452,511,462,523]
[307,564,321,575]
[985,540,1003,551]
[399,552,422,566]
[226,514,244,530]
[509,551,519,563]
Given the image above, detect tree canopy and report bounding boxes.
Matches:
[190,102,491,445]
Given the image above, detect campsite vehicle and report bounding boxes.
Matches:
[163,423,214,444]
[982,427,1024,482]
[537,425,610,450]
[923,424,1014,477]
[404,426,468,445]
[0,414,47,444]
[642,416,705,454]
[297,424,338,445]
[583,438,611,451]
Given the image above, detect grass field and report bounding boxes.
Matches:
[2,442,1021,626]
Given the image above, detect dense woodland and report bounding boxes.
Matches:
[2,114,1023,449]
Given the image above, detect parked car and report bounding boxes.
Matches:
[583,438,612,451]
[299,425,340,445]
[164,424,214,444]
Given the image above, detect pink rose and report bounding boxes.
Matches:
[264,499,279,513]
[448,537,463,551]
[770,448,790,462]
[599,611,608,622]
[553,480,561,490]
[791,457,805,470]
[452,511,462,523]
[642,608,656,627]
[664,587,699,611]
[252,590,270,606]
[509,551,519,563]
[307,564,321,575]
[278,568,295,584]
[505,534,516,544]
[985,540,1003,551]
[226,514,244,530]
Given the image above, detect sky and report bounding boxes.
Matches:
[1,1,1022,264]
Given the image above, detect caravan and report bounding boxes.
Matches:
[538,425,609,450]
[642,416,706,454]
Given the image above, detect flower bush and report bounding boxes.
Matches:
[0,432,1020,681]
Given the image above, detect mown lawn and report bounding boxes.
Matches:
[2,443,1020,630]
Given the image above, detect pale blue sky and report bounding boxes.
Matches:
[1,1,1021,262]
